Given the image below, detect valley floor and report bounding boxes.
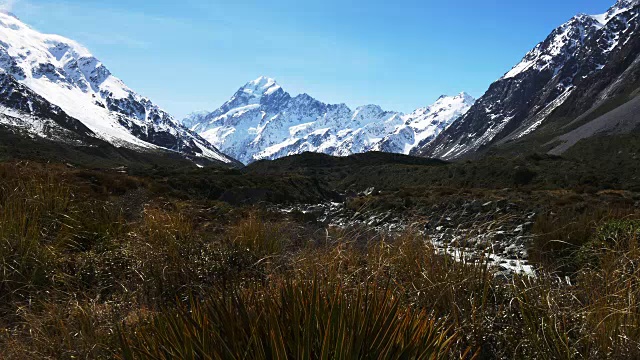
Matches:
[1,154,640,359]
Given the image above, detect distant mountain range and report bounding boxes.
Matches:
[182,77,474,164]
[183,0,640,165]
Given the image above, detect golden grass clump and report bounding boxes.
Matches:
[118,279,469,360]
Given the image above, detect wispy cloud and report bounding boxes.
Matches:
[12,0,163,49]
[76,32,151,50]
[0,0,17,12]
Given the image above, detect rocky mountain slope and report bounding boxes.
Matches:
[415,0,640,160]
[0,12,236,165]
[183,77,474,164]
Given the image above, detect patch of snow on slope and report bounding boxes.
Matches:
[0,105,84,144]
[516,89,575,139]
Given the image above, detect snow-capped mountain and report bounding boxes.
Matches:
[415,0,640,160]
[0,12,236,164]
[184,76,474,164]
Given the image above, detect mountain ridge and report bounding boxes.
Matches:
[414,0,640,160]
[0,12,237,165]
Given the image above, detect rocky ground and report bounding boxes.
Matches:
[275,189,539,277]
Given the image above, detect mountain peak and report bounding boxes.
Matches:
[435,93,475,104]
[248,75,276,85]
[456,92,476,102]
[241,76,282,97]
[246,76,278,88]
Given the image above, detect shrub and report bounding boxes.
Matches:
[529,205,636,274]
[227,214,291,256]
[118,279,468,360]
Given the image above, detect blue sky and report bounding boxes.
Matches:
[8,0,617,118]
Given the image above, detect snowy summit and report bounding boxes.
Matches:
[183,77,475,164]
